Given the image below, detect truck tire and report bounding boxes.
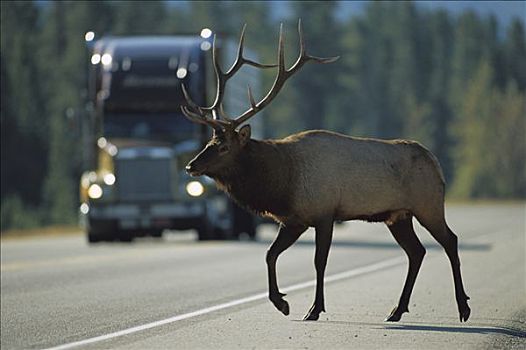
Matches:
[150,229,163,238]
[118,231,134,243]
[86,218,116,243]
[232,203,257,240]
[87,232,102,243]
[197,217,214,241]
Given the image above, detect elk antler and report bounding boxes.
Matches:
[232,19,339,129]
[181,20,339,131]
[181,24,276,130]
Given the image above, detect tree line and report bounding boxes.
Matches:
[1,1,525,231]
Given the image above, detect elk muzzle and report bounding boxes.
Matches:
[185,162,203,177]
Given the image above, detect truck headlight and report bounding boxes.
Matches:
[80,203,90,214]
[186,181,204,197]
[88,184,103,199]
[103,173,115,185]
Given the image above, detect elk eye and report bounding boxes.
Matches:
[218,144,229,154]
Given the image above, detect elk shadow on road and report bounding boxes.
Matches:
[248,239,491,252]
[381,323,526,338]
[310,320,525,338]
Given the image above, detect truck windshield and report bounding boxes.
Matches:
[103,112,198,143]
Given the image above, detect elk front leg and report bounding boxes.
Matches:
[266,223,307,316]
[304,219,334,321]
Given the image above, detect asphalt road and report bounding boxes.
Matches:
[1,203,525,350]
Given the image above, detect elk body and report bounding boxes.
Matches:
[182,21,471,323]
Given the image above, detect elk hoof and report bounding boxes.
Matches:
[303,305,324,321]
[384,306,408,322]
[303,312,320,321]
[459,304,471,322]
[270,293,290,316]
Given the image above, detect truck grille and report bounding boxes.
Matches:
[116,158,173,201]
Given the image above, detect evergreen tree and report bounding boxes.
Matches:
[449,11,493,111]
[226,2,277,138]
[288,1,341,132]
[426,9,455,181]
[451,61,526,198]
[3,1,526,231]
[504,19,526,90]
[0,1,47,228]
[40,1,114,224]
[164,3,193,34]
[188,1,234,35]
[492,82,526,197]
[112,1,168,35]
[451,61,494,198]
[335,17,362,135]
[351,2,398,138]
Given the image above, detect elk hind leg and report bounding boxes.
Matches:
[304,219,334,321]
[385,216,426,322]
[417,214,471,322]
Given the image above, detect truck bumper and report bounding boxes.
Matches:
[82,202,205,230]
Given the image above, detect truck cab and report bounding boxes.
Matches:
[79,34,258,242]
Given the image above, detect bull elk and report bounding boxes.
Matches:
[181,21,471,322]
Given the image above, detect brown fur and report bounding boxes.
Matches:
[182,22,469,323]
[198,129,445,227]
[213,139,296,220]
[187,127,470,323]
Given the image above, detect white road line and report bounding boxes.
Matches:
[42,256,405,350]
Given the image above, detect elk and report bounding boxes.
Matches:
[181,21,471,323]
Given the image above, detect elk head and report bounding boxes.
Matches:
[181,20,339,178]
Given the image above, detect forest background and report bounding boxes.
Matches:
[1,0,525,231]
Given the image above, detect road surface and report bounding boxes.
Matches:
[1,203,525,349]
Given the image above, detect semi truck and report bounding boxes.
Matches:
[79,32,262,242]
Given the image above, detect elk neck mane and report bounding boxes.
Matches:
[212,138,295,219]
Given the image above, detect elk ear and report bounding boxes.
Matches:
[238,125,251,146]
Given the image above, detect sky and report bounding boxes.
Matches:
[165,1,525,30]
[412,0,525,27]
[35,0,526,30]
[291,1,525,28]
